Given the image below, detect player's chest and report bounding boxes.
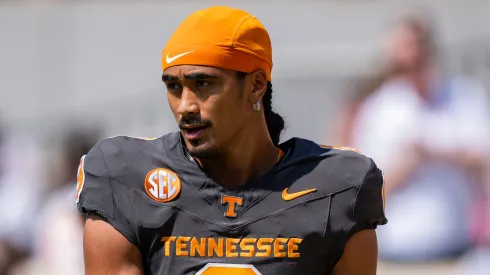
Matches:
[136,168,330,235]
[133,169,336,274]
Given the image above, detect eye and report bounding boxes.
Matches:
[195,80,211,88]
[166,82,182,92]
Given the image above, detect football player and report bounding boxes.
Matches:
[78,6,387,275]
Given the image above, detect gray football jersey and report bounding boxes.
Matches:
[76,132,387,275]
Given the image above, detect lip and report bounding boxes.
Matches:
[181,125,207,130]
[181,126,208,140]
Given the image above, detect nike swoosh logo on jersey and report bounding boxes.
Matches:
[282,188,317,201]
[166,51,194,64]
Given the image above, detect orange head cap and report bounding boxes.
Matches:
[162,6,273,81]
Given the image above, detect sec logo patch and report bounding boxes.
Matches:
[144,168,181,203]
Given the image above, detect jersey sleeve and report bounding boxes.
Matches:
[347,159,387,238]
[76,141,139,246]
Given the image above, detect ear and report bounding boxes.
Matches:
[247,69,268,104]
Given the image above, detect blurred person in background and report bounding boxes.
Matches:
[0,117,44,275]
[22,127,100,275]
[331,74,386,146]
[346,13,490,263]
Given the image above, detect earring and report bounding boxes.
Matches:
[253,100,261,112]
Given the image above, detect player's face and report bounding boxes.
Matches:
[163,65,253,159]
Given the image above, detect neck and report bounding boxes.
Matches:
[403,62,436,101]
[197,124,278,189]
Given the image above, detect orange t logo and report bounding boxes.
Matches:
[221,195,243,218]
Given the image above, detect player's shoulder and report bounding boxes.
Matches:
[279,137,379,191]
[97,134,160,154]
[85,132,181,178]
[318,144,375,178]
[281,137,373,170]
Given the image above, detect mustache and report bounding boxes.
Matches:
[178,116,212,128]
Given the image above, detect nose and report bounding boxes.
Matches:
[177,88,200,117]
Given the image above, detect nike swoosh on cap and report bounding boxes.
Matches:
[166,51,194,64]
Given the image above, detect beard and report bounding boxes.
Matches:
[186,138,226,159]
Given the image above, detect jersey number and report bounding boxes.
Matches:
[196,263,261,275]
[75,155,86,203]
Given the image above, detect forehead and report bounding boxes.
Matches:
[162,65,236,79]
[393,25,420,40]
[387,26,417,50]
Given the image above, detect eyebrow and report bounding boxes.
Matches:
[162,74,177,82]
[161,73,218,82]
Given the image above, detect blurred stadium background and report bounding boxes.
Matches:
[0,0,489,274]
